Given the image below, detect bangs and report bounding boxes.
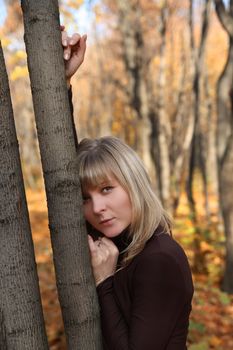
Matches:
[78,153,118,189]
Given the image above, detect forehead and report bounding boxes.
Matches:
[81,172,114,191]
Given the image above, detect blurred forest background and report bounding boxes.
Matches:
[0,0,233,349]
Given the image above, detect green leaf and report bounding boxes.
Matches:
[219,291,231,305]
[189,340,209,350]
[189,320,206,334]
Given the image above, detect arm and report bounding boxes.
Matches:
[61,26,87,87]
[61,26,87,147]
[97,252,188,350]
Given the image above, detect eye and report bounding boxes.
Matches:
[102,186,113,193]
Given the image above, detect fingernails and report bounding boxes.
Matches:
[83,34,87,41]
[64,53,69,60]
[63,40,67,46]
[70,40,74,45]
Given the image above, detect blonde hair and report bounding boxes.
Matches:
[77,136,171,267]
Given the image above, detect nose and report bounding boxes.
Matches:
[92,195,106,214]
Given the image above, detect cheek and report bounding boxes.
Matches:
[83,205,92,222]
[121,195,132,220]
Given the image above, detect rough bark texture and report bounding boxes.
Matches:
[21,0,103,347]
[0,308,7,350]
[0,41,49,349]
[215,0,233,294]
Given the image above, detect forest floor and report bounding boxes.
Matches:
[26,188,233,350]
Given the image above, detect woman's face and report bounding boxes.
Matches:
[82,175,132,238]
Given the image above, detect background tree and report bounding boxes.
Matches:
[149,0,172,210]
[115,0,156,178]
[185,0,212,273]
[0,40,48,349]
[21,0,102,348]
[186,0,212,221]
[214,0,233,293]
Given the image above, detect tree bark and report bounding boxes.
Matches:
[0,40,49,349]
[0,308,7,349]
[150,1,172,211]
[186,0,211,221]
[116,0,155,178]
[21,0,103,347]
[214,0,233,294]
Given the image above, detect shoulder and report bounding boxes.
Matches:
[142,229,190,268]
[131,230,193,298]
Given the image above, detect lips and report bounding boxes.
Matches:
[99,218,115,225]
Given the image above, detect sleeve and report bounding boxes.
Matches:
[68,87,78,150]
[97,253,187,350]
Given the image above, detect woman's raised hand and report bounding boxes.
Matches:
[88,235,119,286]
[61,25,87,86]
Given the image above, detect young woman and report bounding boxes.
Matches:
[63,29,194,349]
[76,136,194,350]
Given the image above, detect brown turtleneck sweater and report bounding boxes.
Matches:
[96,229,194,350]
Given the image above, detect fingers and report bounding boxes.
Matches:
[61,29,69,47]
[62,31,87,61]
[88,235,105,254]
[69,32,81,46]
[88,235,97,253]
[79,34,87,56]
[63,45,71,61]
[74,34,87,65]
[102,237,119,251]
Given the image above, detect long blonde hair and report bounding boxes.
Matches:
[77,136,171,266]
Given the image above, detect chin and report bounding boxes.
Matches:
[102,230,122,238]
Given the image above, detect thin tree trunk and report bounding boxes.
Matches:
[94,28,113,136]
[152,1,172,211]
[204,70,219,216]
[21,0,103,347]
[116,0,155,178]
[186,0,211,221]
[215,0,233,293]
[185,0,211,274]
[0,40,49,349]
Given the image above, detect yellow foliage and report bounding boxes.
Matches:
[8,50,27,66]
[93,4,103,24]
[66,0,83,9]
[10,66,28,81]
[1,37,11,48]
[15,50,27,60]
[60,0,83,20]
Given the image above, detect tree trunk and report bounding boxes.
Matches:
[0,41,49,349]
[21,0,103,347]
[150,1,172,211]
[0,308,7,349]
[185,0,211,274]
[186,0,211,221]
[215,0,233,294]
[116,0,155,178]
